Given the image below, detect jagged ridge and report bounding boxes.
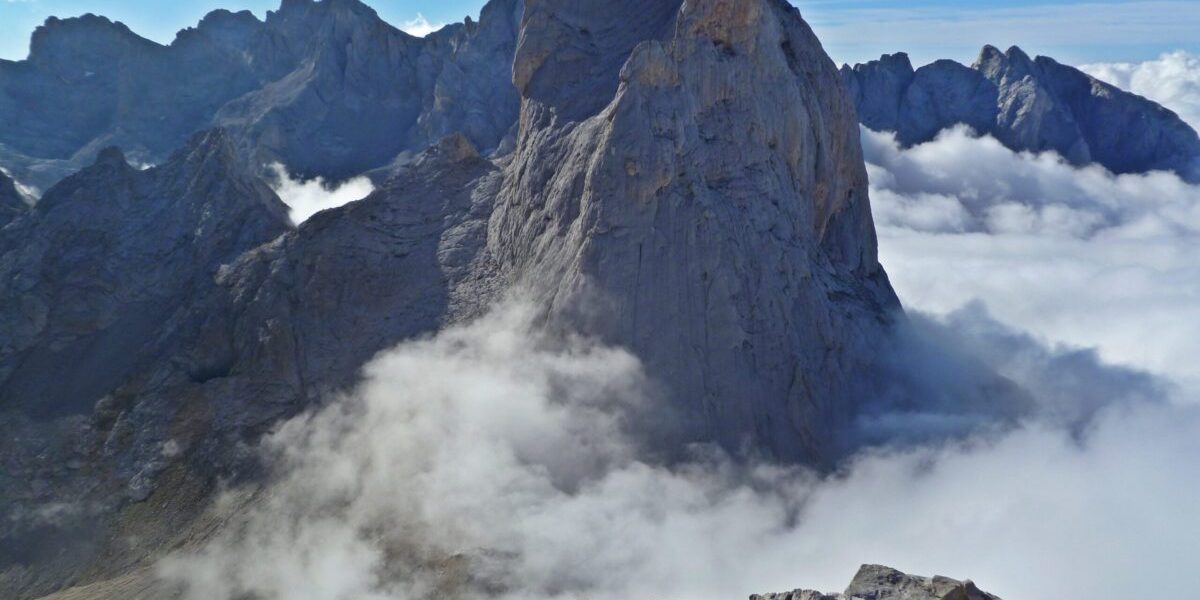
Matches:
[841,45,1200,180]
[0,0,523,190]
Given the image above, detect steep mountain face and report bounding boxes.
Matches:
[0,131,291,598]
[0,171,28,227]
[494,0,898,460]
[842,46,1200,180]
[0,0,902,597]
[753,564,1002,600]
[0,0,522,191]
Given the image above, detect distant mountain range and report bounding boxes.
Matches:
[0,0,522,192]
[841,46,1200,181]
[3,5,1198,196]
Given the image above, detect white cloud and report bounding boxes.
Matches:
[399,13,445,38]
[156,296,1198,600]
[1082,51,1200,130]
[865,126,1200,397]
[268,163,374,226]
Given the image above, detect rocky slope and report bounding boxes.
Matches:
[842,46,1200,180]
[0,131,293,598]
[0,0,522,191]
[1,0,904,597]
[753,565,1001,600]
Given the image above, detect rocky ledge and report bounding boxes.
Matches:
[754,565,1001,600]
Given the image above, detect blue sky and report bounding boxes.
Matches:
[1,0,1197,67]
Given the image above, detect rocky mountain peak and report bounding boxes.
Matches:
[753,565,1002,600]
[28,14,156,68]
[178,9,264,50]
[93,146,129,167]
[496,0,898,462]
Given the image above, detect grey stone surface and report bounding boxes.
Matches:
[752,564,1002,600]
[493,0,899,462]
[0,130,292,599]
[0,0,523,190]
[842,46,1200,180]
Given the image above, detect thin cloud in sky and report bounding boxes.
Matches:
[800,0,1200,66]
[399,13,445,37]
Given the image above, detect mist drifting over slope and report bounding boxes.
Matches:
[158,300,1198,600]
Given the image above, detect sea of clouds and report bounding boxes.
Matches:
[157,54,1200,599]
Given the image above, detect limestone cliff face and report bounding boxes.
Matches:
[493,0,898,461]
[842,46,1200,180]
[0,0,523,190]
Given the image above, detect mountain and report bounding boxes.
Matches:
[0,0,905,596]
[0,0,522,191]
[753,564,1001,600]
[841,46,1200,180]
[0,132,291,598]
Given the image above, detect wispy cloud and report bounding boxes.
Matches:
[801,1,1200,65]
[268,163,374,226]
[399,13,445,38]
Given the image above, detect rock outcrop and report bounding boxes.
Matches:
[0,0,523,190]
[753,564,1002,600]
[841,46,1200,180]
[493,0,898,460]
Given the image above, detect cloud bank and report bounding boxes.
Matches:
[268,163,374,226]
[158,295,1197,600]
[866,126,1200,396]
[1082,51,1200,129]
